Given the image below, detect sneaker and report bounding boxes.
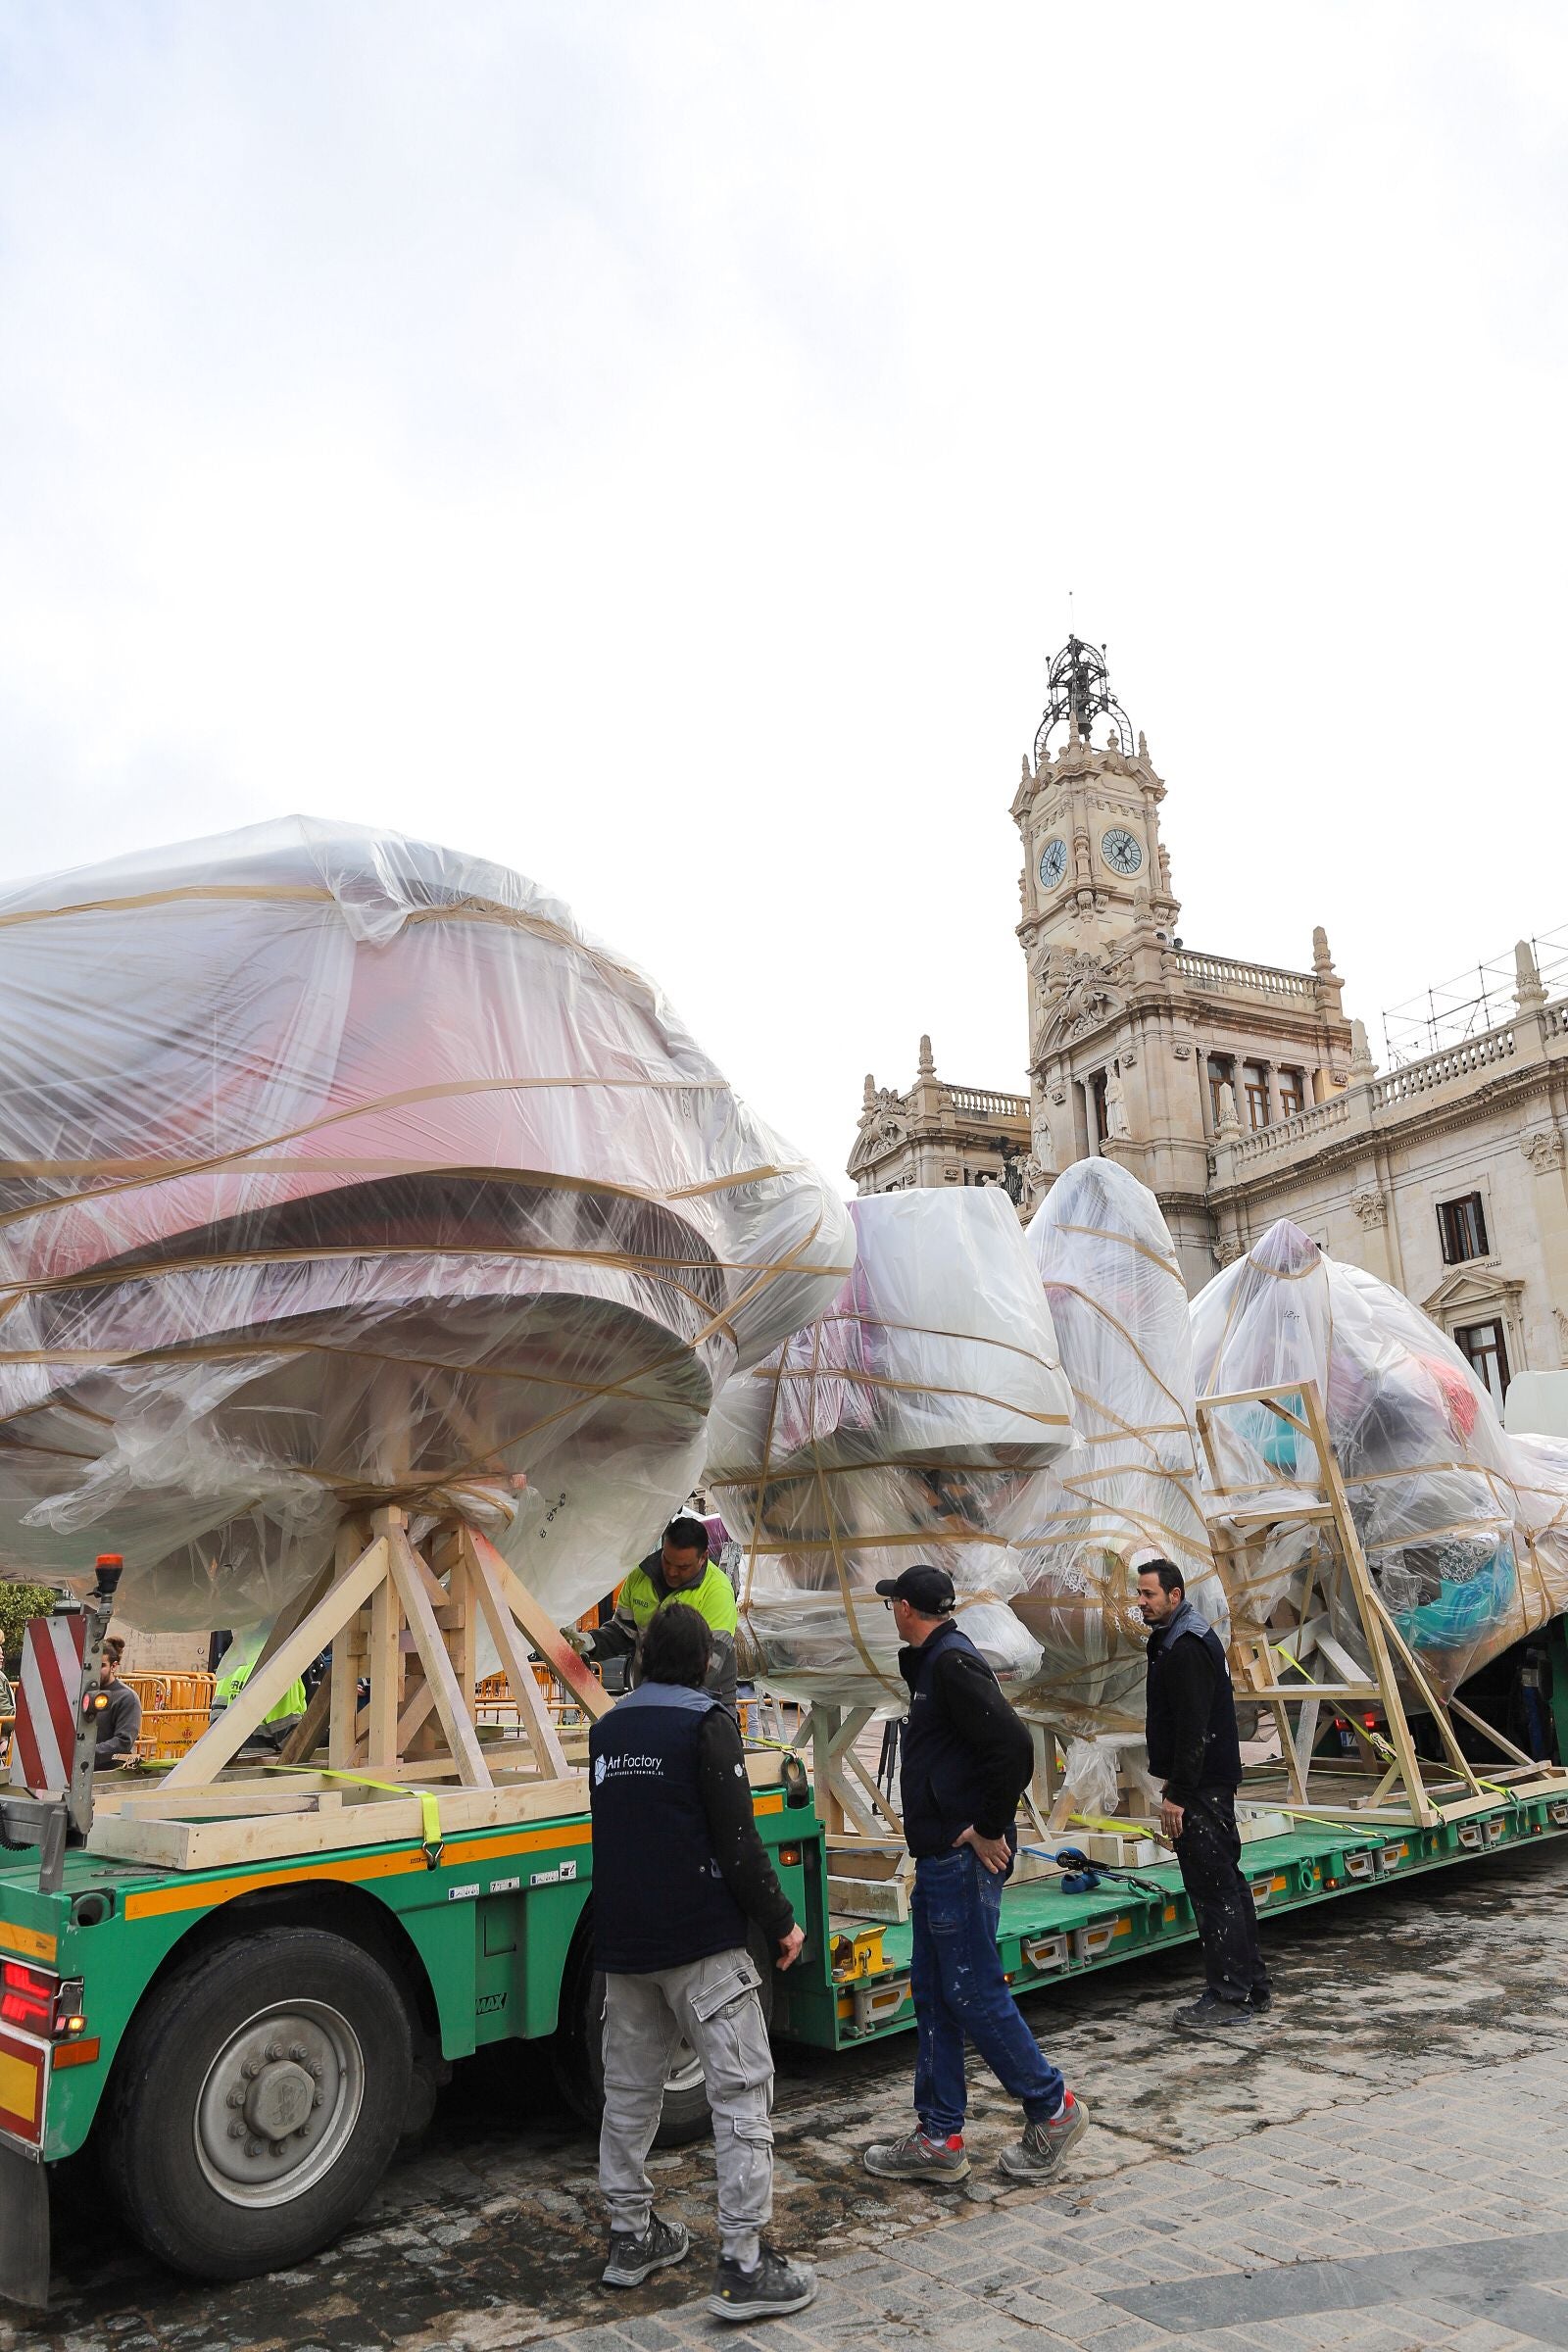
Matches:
[1173,1990,1255,2031]
[1250,1987,1274,2015]
[602,2214,690,2286]
[999,2089,1090,2180]
[708,2241,818,2321]
[862,2127,971,2182]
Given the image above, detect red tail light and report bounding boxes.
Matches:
[0,1962,54,2034]
[0,1962,86,2038]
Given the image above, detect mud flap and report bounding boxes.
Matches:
[0,2142,49,2309]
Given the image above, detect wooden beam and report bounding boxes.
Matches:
[250,1560,336,1684]
[329,1519,371,1772]
[162,1537,391,1788]
[1298,1382,1442,1827]
[384,1521,492,1789]
[467,1528,612,1722]
[1446,1693,1539,1771]
[366,1551,402,1772]
[461,1528,569,1778]
[1359,1581,1486,1800]
[275,1676,332,1766]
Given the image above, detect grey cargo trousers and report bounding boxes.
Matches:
[599,1946,773,2268]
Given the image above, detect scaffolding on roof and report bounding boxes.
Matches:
[1381,922,1568,1066]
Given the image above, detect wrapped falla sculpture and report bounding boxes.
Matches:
[705,1186,1077,1711]
[1009,1158,1225,1745]
[1189,1218,1568,1699]
[0,818,853,1632]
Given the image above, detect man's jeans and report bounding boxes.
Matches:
[600,1946,773,2268]
[1173,1788,1271,2005]
[910,1846,1064,2140]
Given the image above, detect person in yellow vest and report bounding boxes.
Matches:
[211,1632,309,1752]
[576,1514,739,1718]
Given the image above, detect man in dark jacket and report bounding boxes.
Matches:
[93,1638,142,1769]
[589,1602,815,2325]
[1138,1557,1272,2028]
[861,1565,1088,2184]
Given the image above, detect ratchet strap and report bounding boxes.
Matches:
[264,1764,446,1866]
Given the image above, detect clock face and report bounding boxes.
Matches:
[1037,837,1067,891]
[1101,826,1143,877]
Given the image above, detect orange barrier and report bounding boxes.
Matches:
[123,1669,217,1762]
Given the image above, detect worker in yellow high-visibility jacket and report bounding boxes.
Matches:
[211,1633,309,1750]
[573,1513,738,1718]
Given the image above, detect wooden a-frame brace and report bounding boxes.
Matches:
[1197,1380,1568,1827]
[156,1504,610,1798]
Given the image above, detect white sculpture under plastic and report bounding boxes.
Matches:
[1191,1219,1568,1702]
[706,1188,1077,1710]
[0,818,853,1631]
[1009,1158,1224,1769]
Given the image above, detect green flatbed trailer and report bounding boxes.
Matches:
[4,1761,1568,2308]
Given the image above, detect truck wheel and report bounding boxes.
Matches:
[553,1924,774,2149]
[103,1925,413,2280]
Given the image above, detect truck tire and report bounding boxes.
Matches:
[553,1920,774,2148]
[103,1925,414,2281]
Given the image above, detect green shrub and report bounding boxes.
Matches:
[0,1581,63,1677]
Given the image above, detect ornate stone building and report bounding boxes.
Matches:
[847,638,1568,1402]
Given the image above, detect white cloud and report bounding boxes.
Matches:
[0,1,1563,1180]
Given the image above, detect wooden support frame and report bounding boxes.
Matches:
[1197,1380,1568,1825]
[796,1699,905,1844]
[114,1504,612,1862]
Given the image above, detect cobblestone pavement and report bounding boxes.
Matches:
[13,1842,1568,2351]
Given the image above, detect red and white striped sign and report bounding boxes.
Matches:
[9,1615,86,1793]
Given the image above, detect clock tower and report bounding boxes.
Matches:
[1011,636,1180,955]
[1010,636,1350,1288]
[848,632,1355,1298]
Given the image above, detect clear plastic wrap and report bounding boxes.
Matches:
[706,1187,1077,1709]
[1010,1159,1225,1740]
[0,818,852,1631]
[1191,1219,1568,1699]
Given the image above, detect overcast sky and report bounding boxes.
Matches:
[1,3,1563,1186]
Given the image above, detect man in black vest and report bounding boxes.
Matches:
[589,1602,815,2325]
[861,1565,1088,2184]
[1138,1557,1272,2027]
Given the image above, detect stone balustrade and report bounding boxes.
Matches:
[942,1085,1029,1120]
[1369,1026,1517,1108]
[1213,997,1568,1184]
[1226,1092,1352,1167]
[1174,949,1318,1001]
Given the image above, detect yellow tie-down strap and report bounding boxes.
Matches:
[265,1765,446,1866]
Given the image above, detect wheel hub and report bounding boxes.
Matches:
[194,1999,364,2207]
[245,2059,316,2140]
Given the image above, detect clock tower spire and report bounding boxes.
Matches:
[1012,635,1178,956]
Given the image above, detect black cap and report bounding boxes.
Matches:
[873,1565,956,1615]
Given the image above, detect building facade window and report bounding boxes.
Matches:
[1207,1054,1235,1129]
[1243,1062,1270,1131]
[1438,1193,1489,1264]
[1278,1070,1304,1117]
[1454,1318,1510,1403]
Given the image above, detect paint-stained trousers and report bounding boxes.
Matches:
[599,1947,773,2268]
[1174,1788,1271,2004]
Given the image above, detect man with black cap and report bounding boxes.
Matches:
[861,1564,1088,2184]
